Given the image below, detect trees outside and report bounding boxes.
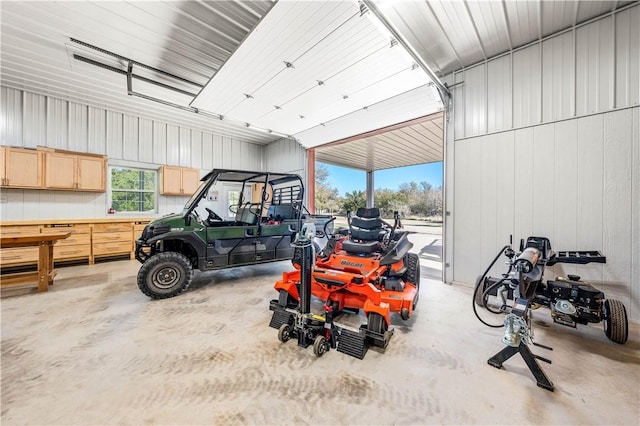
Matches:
[111,168,156,212]
[314,162,442,220]
[314,163,341,214]
[342,190,366,214]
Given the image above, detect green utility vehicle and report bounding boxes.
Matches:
[135,169,332,299]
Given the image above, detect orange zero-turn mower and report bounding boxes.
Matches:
[269,208,420,359]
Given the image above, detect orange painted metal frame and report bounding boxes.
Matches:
[274,241,418,327]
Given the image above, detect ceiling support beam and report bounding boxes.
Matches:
[361,0,451,101]
[307,149,316,214]
[366,171,375,208]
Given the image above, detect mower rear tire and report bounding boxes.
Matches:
[278,323,292,343]
[313,335,328,357]
[603,299,628,344]
[367,312,388,335]
[403,253,420,290]
[137,252,194,299]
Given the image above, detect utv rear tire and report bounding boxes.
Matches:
[137,252,194,299]
[367,312,388,335]
[603,299,628,344]
[403,253,420,289]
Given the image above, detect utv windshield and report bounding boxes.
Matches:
[181,179,210,215]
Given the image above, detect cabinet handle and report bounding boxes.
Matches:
[4,178,8,186]
[2,255,20,260]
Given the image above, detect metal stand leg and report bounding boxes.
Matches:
[488,343,554,391]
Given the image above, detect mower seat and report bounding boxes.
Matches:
[342,207,385,254]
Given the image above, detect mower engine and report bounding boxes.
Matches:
[543,276,604,326]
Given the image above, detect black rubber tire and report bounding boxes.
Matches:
[400,307,410,321]
[603,299,628,344]
[137,252,194,299]
[474,275,487,307]
[403,253,420,289]
[278,323,291,343]
[278,289,298,308]
[367,312,388,334]
[313,335,327,357]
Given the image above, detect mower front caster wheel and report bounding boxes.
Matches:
[313,335,328,357]
[401,307,410,320]
[278,323,292,343]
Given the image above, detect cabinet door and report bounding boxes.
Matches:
[45,152,77,189]
[181,168,200,195]
[0,146,6,183]
[5,148,43,188]
[161,166,183,195]
[77,155,105,191]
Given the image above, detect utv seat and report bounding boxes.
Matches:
[235,202,261,225]
[342,207,386,255]
[266,204,297,221]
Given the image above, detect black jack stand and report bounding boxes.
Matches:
[488,341,554,391]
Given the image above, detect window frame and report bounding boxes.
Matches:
[108,165,158,215]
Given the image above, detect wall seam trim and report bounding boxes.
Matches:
[453,104,639,142]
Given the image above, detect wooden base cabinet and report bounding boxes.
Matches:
[0,218,153,269]
[41,224,92,263]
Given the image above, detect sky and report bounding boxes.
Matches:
[320,162,443,196]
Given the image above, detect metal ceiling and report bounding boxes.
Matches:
[1,0,634,171]
[315,111,443,171]
[374,0,636,76]
[0,0,278,144]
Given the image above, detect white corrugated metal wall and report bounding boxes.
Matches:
[264,138,309,205]
[0,86,267,220]
[445,5,640,321]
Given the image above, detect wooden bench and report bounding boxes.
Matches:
[0,232,70,292]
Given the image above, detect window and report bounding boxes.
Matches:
[110,167,157,213]
[228,190,241,208]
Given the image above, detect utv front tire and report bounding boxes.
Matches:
[137,252,194,299]
[603,299,628,344]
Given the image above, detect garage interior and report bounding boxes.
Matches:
[1,1,639,425]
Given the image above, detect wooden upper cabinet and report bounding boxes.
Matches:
[45,152,77,189]
[1,146,43,188]
[160,166,199,195]
[42,148,107,192]
[181,168,200,195]
[77,155,106,191]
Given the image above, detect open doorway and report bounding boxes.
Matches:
[312,112,445,282]
[314,161,444,281]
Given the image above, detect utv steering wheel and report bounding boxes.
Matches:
[205,207,223,222]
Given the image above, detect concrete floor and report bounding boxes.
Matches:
[2,227,639,425]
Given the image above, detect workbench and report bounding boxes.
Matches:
[0,232,70,292]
